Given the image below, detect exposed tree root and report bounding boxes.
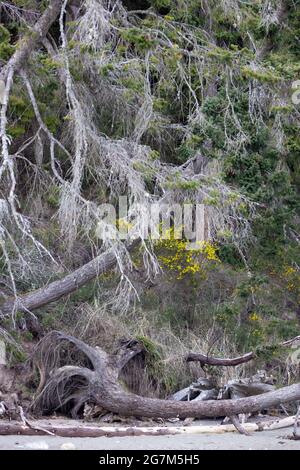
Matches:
[30,332,300,423]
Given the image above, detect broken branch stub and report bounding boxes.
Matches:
[186,336,300,367]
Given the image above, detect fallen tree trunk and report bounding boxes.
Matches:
[92,382,300,420]
[0,240,139,317]
[0,415,297,438]
[31,332,300,422]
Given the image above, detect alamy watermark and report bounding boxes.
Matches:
[95,197,209,249]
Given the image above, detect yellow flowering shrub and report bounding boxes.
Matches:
[155,227,220,281]
[282,265,300,299]
[249,312,260,322]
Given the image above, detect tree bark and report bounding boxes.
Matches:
[0,240,139,317]
[186,351,254,366]
[0,0,66,81]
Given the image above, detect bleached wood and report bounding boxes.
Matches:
[0,416,296,438]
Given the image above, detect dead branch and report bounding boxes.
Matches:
[187,351,254,366]
[31,332,300,421]
[186,336,300,366]
[18,406,55,436]
[228,415,250,436]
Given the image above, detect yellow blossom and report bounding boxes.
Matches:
[249,312,260,322]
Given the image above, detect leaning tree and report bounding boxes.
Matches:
[0,0,299,423]
[0,0,264,318]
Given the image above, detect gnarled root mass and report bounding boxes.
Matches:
[31,331,300,421]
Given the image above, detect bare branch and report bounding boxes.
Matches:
[187,336,300,366]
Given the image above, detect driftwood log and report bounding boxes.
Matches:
[30,332,300,423]
[0,415,298,438]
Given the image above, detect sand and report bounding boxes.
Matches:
[0,419,298,450]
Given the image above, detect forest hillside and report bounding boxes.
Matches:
[0,0,299,423]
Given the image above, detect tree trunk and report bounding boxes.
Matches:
[31,332,300,421]
[0,0,66,81]
[0,241,139,317]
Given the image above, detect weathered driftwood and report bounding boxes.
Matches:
[256,1,290,60]
[171,372,276,405]
[219,372,275,400]
[192,389,219,401]
[186,336,300,367]
[0,415,297,438]
[171,378,218,402]
[0,391,19,420]
[228,415,250,436]
[167,372,277,434]
[30,332,300,423]
[293,404,300,439]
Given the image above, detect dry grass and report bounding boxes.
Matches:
[67,299,253,398]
